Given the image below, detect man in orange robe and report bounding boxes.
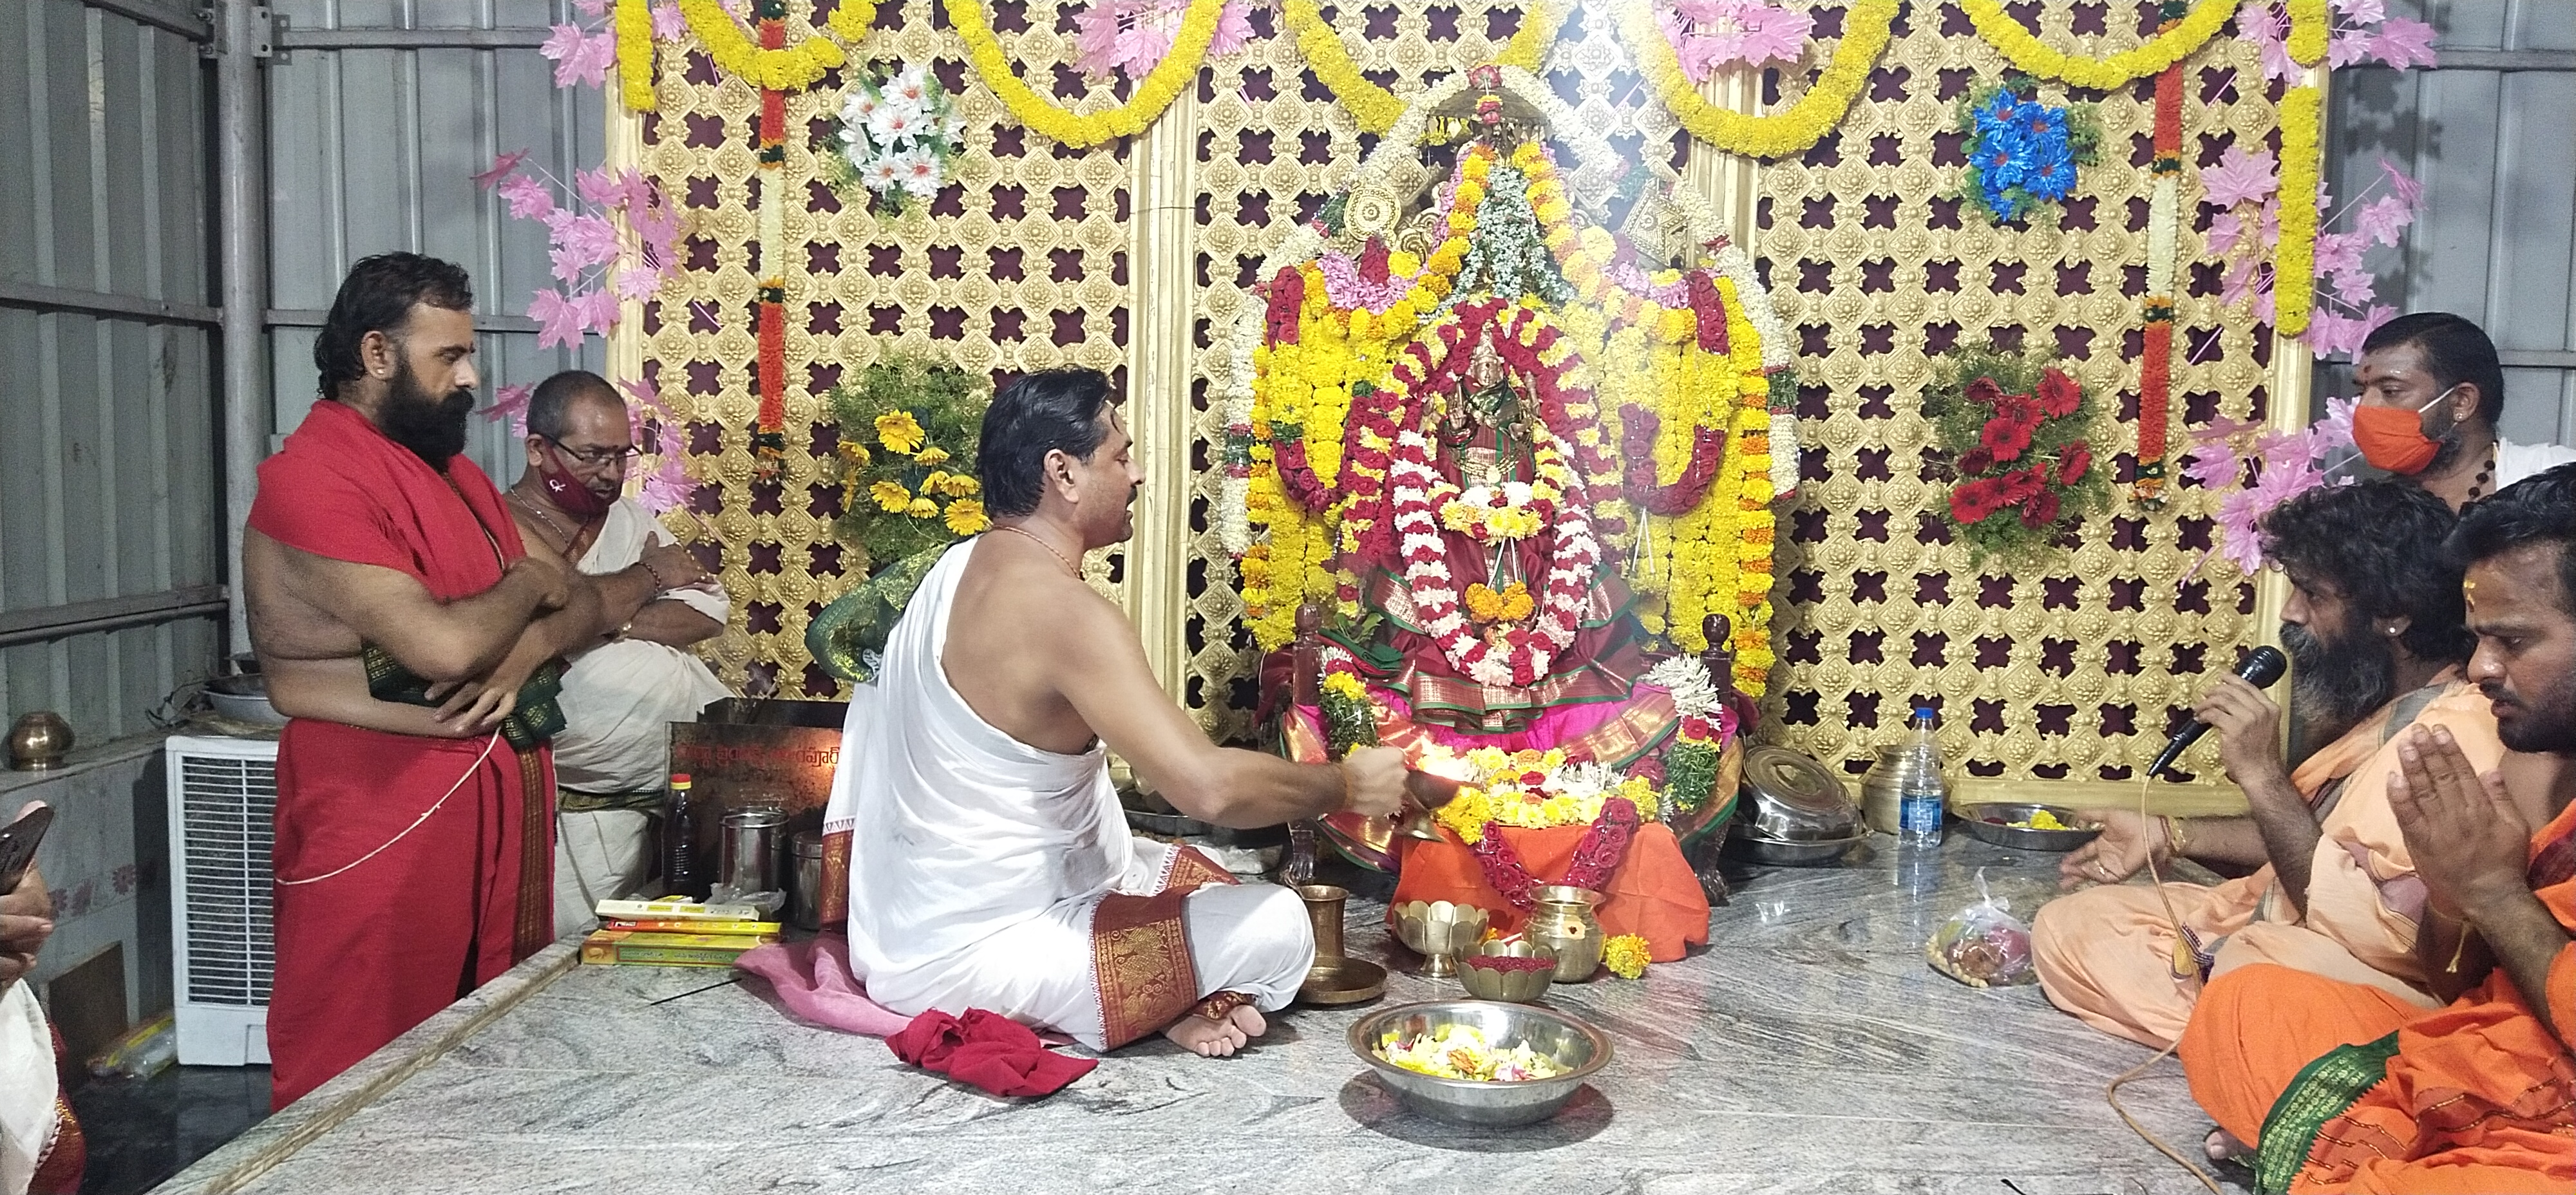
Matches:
[245,254,602,1109]
[2179,465,2576,1193]
[2033,483,2497,1047]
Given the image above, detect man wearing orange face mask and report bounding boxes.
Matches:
[2349,312,2575,511]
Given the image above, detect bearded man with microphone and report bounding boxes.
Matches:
[2031,481,2506,1049]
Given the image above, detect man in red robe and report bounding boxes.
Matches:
[244,254,602,1109]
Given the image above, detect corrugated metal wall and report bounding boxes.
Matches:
[0,0,223,741]
[2329,0,2576,445]
[264,0,606,484]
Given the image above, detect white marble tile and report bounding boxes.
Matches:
[150,835,2246,1195]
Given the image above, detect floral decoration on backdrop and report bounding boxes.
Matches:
[829,355,993,576]
[2179,401,2358,575]
[1955,76,2098,225]
[1654,0,1812,83]
[1925,346,2110,561]
[1074,0,1253,82]
[822,62,965,215]
[2206,150,2425,358]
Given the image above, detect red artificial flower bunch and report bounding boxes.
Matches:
[1927,348,2110,560]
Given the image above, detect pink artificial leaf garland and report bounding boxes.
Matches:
[482,382,536,424]
[2201,146,2278,211]
[473,149,531,189]
[2371,19,2437,69]
[496,174,555,221]
[529,288,587,350]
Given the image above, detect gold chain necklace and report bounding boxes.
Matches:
[507,484,578,547]
[994,524,1079,577]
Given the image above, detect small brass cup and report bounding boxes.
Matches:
[1458,939,1557,1003]
[1390,900,1488,979]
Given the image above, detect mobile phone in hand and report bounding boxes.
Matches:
[0,805,54,893]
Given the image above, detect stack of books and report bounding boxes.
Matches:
[580,898,782,968]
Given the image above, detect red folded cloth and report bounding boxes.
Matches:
[887,1009,1097,1097]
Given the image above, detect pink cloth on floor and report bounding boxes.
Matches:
[733,933,913,1037]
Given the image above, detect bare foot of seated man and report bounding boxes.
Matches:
[846,368,1419,1059]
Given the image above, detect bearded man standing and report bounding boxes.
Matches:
[2180,465,2576,1192]
[2348,312,2575,510]
[2031,482,2501,1048]
[830,368,1414,1058]
[244,254,600,1108]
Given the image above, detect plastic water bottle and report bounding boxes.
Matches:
[1897,707,1947,848]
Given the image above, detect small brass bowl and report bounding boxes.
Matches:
[1390,900,1490,979]
[1457,940,1556,1003]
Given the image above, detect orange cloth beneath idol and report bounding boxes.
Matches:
[1388,823,1710,961]
[2177,798,2576,1194]
[2031,677,2501,1048]
[249,400,556,1110]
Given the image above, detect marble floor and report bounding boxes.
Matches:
[148,834,2246,1195]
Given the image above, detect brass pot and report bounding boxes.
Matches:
[1524,885,1604,983]
[6,712,73,771]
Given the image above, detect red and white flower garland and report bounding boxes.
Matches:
[1387,424,1600,688]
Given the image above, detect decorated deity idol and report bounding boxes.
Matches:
[1216,65,1799,974]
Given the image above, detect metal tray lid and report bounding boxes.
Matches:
[1738,745,1853,818]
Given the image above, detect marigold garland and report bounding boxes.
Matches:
[1285,0,1567,135]
[2273,85,2322,337]
[1959,0,2232,91]
[1620,0,1895,158]
[615,0,658,110]
[946,0,1223,147]
[2286,0,2329,66]
[677,0,844,90]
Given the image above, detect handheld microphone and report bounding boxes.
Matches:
[2147,645,2289,778]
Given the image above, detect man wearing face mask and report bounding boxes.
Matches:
[243,254,601,1108]
[501,370,730,932]
[2348,312,2576,511]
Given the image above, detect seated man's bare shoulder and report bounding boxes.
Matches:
[944,539,1128,754]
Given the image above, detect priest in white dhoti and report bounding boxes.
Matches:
[827,368,1410,1056]
[501,372,732,932]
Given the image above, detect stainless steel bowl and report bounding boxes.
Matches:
[204,675,288,726]
[1457,940,1556,1003]
[1349,999,1611,1127]
[1724,831,1868,866]
[1737,746,1861,841]
[1958,804,2102,852]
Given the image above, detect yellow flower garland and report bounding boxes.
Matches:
[2286,0,2329,66]
[1285,0,1567,135]
[1960,0,2232,90]
[1718,279,1775,693]
[677,0,844,91]
[2273,84,2322,337]
[1620,0,1897,159]
[616,0,658,110]
[947,0,1222,147]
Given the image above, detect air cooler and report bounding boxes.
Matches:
[166,734,278,1066]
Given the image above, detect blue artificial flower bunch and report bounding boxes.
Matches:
[1958,78,2099,225]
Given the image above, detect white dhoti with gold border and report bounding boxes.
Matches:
[828,540,1313,1049]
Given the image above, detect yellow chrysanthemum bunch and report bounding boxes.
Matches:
[1463,581,1535,625]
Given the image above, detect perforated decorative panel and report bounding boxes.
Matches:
[1756,1,2282,784]
[630,0,2289,785]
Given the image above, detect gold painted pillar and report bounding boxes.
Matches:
[1682,66,1760,244]
[1123,88,1204,709]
